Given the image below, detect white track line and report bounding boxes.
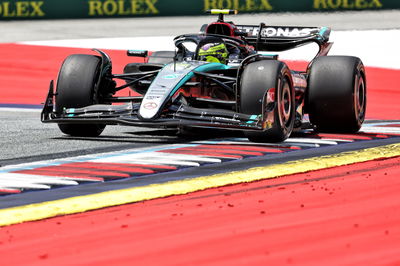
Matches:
[0,173,78,186]
[0,180,50,190]
[95,156,201,167]
[361,127,400,134]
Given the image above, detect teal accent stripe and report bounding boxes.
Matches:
[169,62,230,97]
[247,115,258,124]
[67,108,75,117]
[318,27,329,40]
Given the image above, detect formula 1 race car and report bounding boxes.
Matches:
[41,9,366,143]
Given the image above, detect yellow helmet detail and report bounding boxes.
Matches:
[198,43,228,64]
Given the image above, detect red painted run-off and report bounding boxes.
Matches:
[0,44,137,106]
[0,43,399,119]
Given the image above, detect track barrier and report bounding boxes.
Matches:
[0,0,397,20]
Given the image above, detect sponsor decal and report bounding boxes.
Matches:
[204,0,273,12]
[162,74,180,79]
[0,1,44,18]
[145,95,161,100]
[263,27,314,38]
[314,0,383,9]
[143,102,158,109]
[238,26,315,38]
[88,0,159,16]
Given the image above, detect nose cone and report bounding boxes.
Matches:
[138,62,195,120]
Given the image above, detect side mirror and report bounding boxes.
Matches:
[127,50,148,57]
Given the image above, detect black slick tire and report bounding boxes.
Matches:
[56,54,106,137]
[307,56,366,133]
[240,60,295,143]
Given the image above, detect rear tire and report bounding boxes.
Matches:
[56,54,106,137]
[307,56,366,133]
[240,60,295,143]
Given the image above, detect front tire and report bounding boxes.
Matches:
[240,60,295,143]
[56,54,106,137]
[307,56,366,133]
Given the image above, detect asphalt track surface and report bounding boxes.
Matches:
[0,109,188,165]
[1,11,400,265]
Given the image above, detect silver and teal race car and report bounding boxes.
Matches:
[41,9,366,143]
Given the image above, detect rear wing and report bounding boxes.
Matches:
[236,24,331,52]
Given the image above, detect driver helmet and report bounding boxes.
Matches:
[198,43,228,64]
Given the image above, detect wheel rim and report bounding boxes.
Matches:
[354,74,366,124]
[279,79,292,127]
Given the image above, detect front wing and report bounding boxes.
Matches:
[41,82,275,132]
